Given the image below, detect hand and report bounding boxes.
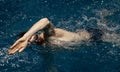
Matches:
[8,37,29,54]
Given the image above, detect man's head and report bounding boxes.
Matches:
[17,31,45,45]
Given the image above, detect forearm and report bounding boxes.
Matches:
[23,18,50,39]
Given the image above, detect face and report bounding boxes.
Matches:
[29,35,36,43]
[29,34,45,45]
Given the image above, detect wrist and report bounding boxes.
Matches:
[21,36,30,41]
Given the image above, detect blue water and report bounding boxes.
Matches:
[0,0,120,72]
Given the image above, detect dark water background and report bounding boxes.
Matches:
[0,0,120,72]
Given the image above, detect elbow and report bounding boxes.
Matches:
[41,18,50,24]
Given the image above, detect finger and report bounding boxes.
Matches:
[10,41,19,49]
[18,47,25,52]
[18,44,27,52]
[9,46,20,54]
[8,48,19,54]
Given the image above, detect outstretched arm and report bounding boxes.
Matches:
[9,18,50,54]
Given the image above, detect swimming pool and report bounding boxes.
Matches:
[0,0,120,72]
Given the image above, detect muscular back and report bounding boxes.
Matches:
[37,21,91,45]
[43,28,90,45]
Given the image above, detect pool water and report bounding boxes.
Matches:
[0,0,120,72]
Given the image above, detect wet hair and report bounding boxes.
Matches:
[86,28,104,41]
[43,22,55,38]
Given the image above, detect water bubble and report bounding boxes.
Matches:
[112,44,116,47]
[0,0,4,2]
[101,0,104,5]
[30,19,32,21]
[0,20,3,22]
[44,1,47,3]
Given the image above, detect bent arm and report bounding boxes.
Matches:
[23,18,50,40]
[8,18,51,54]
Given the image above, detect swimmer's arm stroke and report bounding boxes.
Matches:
[8,18,50,54]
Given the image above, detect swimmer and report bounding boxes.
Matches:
[8,18,119,54]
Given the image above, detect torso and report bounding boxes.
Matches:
[39,22,91,46]
[45,28,91,46]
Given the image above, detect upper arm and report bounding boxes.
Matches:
[22,18,50,39]
[36,18,50,29]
